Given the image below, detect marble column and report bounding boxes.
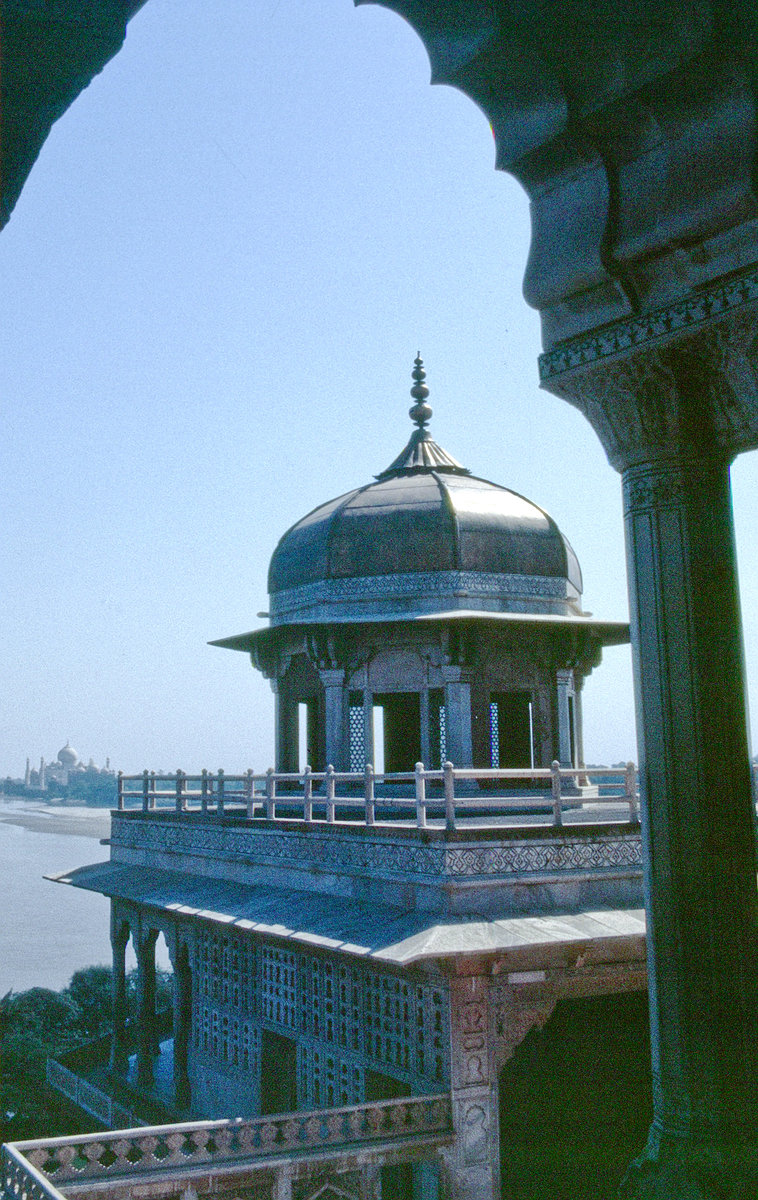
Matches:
[442,667,473,768]
[170,940,192,1109]
[274,686,299,773]
[319,667,347,771]
[440,976,500,1200]
[547,313,758,1197]
[363,687,374,768]
[109,916,129,1074]
[555,669,573,766]
[136,932,157,1087]
[618,453,758,1196]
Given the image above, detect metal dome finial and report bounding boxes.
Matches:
[409,353,432,428]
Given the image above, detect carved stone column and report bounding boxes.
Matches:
[109,910,129,1074]
[169,935,192,1109]
[544,302,758,1197]
[440,976,500,1200]
[136,929,157,1087]
[442,667,474,769]
[319,667,347,771]
[555,668,574,766]
[275,686,299,773]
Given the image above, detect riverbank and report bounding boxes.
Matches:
[0,799,111,840]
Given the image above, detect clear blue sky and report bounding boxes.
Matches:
[2,0,757,776]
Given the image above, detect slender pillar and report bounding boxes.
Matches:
[320,667,347,771]
[109,918,129,1074]
[442,667,473,767]
[555,669,573,766]
[440,976,500,1200]
[136,932,157,1087]
[170,941,192,1109]
[420,687,431,768]
[363,688,374,767]
[618,454,758,1196]
[275,688,299,773]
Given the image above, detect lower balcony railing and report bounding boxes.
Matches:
[3,1093,453,1199]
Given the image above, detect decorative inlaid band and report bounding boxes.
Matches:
[270,570,574,624]
[539,269,758,381]
[113,820,642,880]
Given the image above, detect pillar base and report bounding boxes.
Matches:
[620,1132,758,1200]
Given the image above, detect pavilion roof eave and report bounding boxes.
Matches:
[48,860,646,969]
[209,609,630,653]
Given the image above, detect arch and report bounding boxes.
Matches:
[498,992,652,1200]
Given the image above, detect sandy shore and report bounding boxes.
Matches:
[0,800,111,840]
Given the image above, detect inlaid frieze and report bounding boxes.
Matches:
[112,816,642,883]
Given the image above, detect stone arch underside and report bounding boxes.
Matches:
[6,3,758,354]
[498,991,653,1200]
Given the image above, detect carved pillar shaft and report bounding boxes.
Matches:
[441,976,500,1200]
[109,919,129,1074]
[555,669,573,766]
[275,691,298,773]
[622,455,758,1154]
[136,935,157,1087]
[442,668,473,768]
[170,941,192,1109]
[320,668,347,771]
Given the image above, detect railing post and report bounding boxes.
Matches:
[149,771,157,810]
[175,769,185,813]
[201,768,209,814]
[551,759,563,827]
[443,761,456,832]
[117,771,124,811]
[325,764,336,824]
[265,767,276,819]
[303,765,313,822]
[625,761,639,822]
[364,763,375,826]
[217,769,225,816]
[245,768,254,818]
[415,761,427,829]
[142,769,149,813]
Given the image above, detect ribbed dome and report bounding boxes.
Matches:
[268,359,582,626]
[57,742,79,766]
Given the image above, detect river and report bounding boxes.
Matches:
[0,798,163,994]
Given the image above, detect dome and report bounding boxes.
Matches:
[57,742,79,766]
[268,358,582,626]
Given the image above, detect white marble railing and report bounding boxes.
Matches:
[4,1094,452,1193]
[117,762,639,829]
[45,1060,137,1131]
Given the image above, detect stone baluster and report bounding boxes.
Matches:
[415,760,427,829]
[265,767,276,819]
[550,760,562,827]
[325,763,336,823]
[364,763,375,825]
[443,761,456,832]
[302,764,313,822]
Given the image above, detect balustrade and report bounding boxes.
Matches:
[117,761,643,830]
[3,1094,452,1194]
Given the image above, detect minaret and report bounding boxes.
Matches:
[39,756,46,790]
[24,757,31,787]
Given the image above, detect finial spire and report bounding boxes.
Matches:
[409,353,432,428]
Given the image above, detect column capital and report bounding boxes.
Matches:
[541,294,758,471]
[318,667,345,688]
